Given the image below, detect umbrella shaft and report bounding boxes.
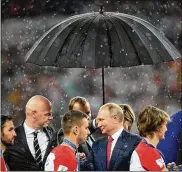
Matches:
[102,68,105,105]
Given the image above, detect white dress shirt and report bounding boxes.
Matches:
[110,127,124,158]
[24,122,49,160]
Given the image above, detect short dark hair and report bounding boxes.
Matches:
[61,110,88,134]
[1,115,13,130]
[69,96,88,110]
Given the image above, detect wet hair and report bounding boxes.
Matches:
[1,115,13,130]
[69,96,88,110]
[100,103,124,122]
[119,104,135,124]
[61,110,88,134]
[137,106,170,138]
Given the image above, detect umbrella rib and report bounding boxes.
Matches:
[114,13,181,59]
[109,14,142,65]
[54,18,88,65]
[79,15,99,67]
[25,13,87,62]
[113,15,158,64]
[105,14,126,66]
[103,16,113,67]
[94,15,103,68]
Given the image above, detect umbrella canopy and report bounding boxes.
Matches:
[25,6,181,104]
[25,7,180,67]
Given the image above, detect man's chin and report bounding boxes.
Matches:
[43,123,49,127]
[101,131,107,135]
[2,140,14,146]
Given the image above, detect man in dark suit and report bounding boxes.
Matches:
[57,96,103,157]
[81,103,141,171]
[4,95,57,171]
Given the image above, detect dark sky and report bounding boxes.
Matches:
[2,0,181,19]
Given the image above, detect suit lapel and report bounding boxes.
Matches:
[18,123,35,162]
[109,129,129,170]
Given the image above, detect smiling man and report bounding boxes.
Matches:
[81,103,141,171]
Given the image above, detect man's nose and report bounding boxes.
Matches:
[48,116,53,120]
[13,131,17,137]
[97,121,101,128]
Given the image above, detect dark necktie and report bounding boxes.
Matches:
[33,131,43,169]
[86,135,95,148]
[107,136,113,169]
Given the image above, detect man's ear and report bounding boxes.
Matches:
[32,110,37,119]
[73,126,79,135]
[112,114,119,123]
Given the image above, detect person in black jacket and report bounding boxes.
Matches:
[4,95,57,171]
[57,96,103,157]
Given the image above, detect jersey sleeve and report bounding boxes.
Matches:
[137,149,166,171]
[45,152,69,171]
[45,151,77,171]
[45,152,56,171]
[1,156,7,171]
[130,150,145,171]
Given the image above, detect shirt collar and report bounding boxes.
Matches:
[24,122,41,134]
[110,127,124,141]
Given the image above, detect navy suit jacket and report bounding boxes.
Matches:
[81,129,141,171]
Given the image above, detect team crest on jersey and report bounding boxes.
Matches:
[156,158,164,168]
[57,165,68,171]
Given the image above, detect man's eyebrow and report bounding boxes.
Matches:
[9,126,15,130]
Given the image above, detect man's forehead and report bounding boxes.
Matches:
[81,118,89,126]
[3,120,14,128]
[98,108,109,116]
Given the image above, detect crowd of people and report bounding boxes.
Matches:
[1,0,181,133]
[1,0,181,171]
[1,95,182,171]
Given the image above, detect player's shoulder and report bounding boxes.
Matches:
[52,145,74,156]
[136,141,161,157]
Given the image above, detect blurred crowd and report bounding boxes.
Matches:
[1,0,182,132]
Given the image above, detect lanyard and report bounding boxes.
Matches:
[63,138,80,171]
[63,138,78,151]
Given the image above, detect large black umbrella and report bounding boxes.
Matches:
[25,6,181,104]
